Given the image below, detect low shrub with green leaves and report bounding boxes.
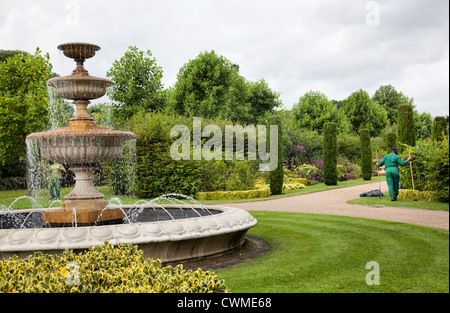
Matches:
[195,187,270,201]
[398,189,438,202]
[0,242,228,293]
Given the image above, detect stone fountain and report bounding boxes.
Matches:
[26,42,136,226]
[0,42,257,263]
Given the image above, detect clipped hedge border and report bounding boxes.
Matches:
[195,187,271,201]
[0,242,228,293]
[287,178,308,185]
[398,189,438,202]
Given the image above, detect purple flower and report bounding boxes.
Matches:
[292,145,306,154]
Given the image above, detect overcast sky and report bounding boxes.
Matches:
[1,0,449,116]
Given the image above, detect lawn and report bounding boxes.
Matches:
[0,177,383,210]
[215,211,449,293]
[347,192,449,211]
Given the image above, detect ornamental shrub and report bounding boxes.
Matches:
[360,129,372,180]
[0,242,228,293]
[399,137,449,202]
[268,115,284,195]
[431,116,448,142]
[323,122,338,185]
[385,132,397,151]
[195,187,271,201]
[397,102,416,154]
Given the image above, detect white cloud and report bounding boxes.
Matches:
[1,0,448,116]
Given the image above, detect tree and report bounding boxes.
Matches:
[246,79,282,124]
[106,46,164,123]
[172,50,251,124]
[414,111,433,141]
[431,116,448,142]
[291,91,340,133]
[268,115,284,195]
[397,102,416,154]
[372,85,412,125]
[0,48,53,165]
[0,50,30,62]
[323,122,338,185]
[341,89,388,136]
[360,128,372,180]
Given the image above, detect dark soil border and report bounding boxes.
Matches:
[165,236,269,271]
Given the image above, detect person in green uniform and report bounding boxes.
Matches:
[376,147,412,201]
[49,162,65,200]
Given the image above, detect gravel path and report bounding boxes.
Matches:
[227,181,449,229]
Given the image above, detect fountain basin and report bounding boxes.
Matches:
[47,75,113,100]
[26,130,136,164]
[0,205,257,263]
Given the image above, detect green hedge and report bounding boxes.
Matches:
[398,189,439,202]
[399,137,449,203]
[360,128,372,181]
[323,122,337,185]
[0,242,228,293]
[397,102,416,154]
[195,187,270,201]
[431,116,448,142]
[385,132,397,151]
[268,115,284,195]
[0,176,27,191]
[127,111,258,198]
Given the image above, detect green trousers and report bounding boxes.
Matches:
[385,167,400,199]
[49,178,62,199]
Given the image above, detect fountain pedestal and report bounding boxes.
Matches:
[42,166,124,226]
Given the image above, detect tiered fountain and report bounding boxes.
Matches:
[26,42,136,226]
[0,42,257,263]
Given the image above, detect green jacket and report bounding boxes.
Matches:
[377,153,409,170]
[50,163,64,179]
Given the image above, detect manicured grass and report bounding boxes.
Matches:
[215,211,449,293]
[347,193,449,211]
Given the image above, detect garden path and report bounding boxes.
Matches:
[227,181,449,229]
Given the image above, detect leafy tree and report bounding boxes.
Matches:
[246,79,282,124]
[397,102,416,154]
[0,48,53,164]
[0,50,30,62]
[323,122,338,185]
[372,85,412,125]
[341,89,388,136]
[172,50,252,124]
[106,46,164,124]
[292,90,344,133]
[360,128,372,180]
[414,111,433,141]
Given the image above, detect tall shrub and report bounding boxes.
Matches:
[323,122,338,185]
[268,115,284,195]
[399,137,449,202]
[431,116,448,142]
[360,128,372,180]
[397,102,415,154]
[385,132,397,151]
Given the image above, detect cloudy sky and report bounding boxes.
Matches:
[1,0,449,116]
